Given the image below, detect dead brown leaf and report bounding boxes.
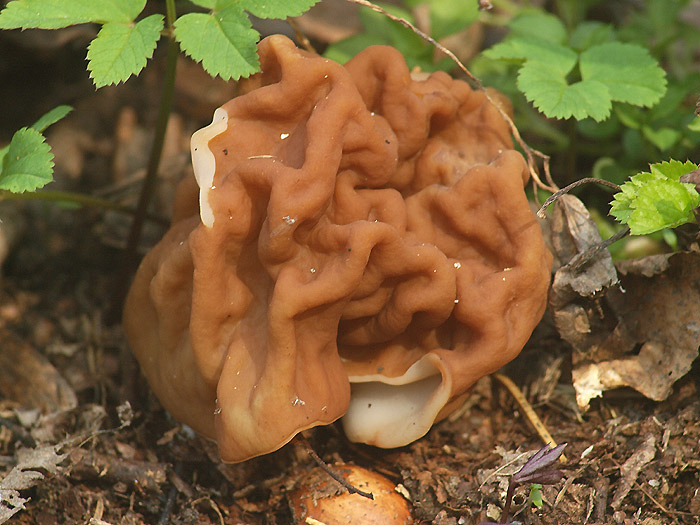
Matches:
[0,329,77,413]
[611,434,656,509]
[0,445,67,523]
[547,195,700,410]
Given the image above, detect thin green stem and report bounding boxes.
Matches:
[110,0,179,320]
[0,189,168,226]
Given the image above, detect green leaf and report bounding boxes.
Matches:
[649,159,698,181]
[508,11,567,44]
[31,105,72,133]
[629,180,699,234]
[484,36,577,75]
[569,21,614,51]
[688,117,700,132]
[580,42,667,107]
[86,14,164,88]
[175,6,259,81]
[610,160,700,235]
[429,0,478,40]
[188,0,216,8]
[529,483,543,508]
[642,125,680,151]
[0,128,54,193]
[238,0,319,19]
[518,62,611,121]
[0,0,145,29]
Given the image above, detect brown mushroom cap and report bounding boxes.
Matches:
[123,35,552,462]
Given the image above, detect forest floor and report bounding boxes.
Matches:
[0,2,699,524]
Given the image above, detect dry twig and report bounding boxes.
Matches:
[493,373,567,462]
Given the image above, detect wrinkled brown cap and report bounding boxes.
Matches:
[123,35,552,462]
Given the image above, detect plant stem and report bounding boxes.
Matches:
[500,481,516,523]
[109,0,179,321]
[0,189,168,226]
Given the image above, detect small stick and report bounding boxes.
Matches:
[493,373,567,462]
[569,226,630,272]
[298,435,374,500]
[537,177,621,218]
[287,17,317,54]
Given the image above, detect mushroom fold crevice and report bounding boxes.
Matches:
[123,35,552,463]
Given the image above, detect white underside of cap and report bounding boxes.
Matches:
[191,107,228,228]
[343,354,450,448]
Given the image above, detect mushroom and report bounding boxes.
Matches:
[123,35,552,462]
[289,464,413,524]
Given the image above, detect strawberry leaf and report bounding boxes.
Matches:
[484,36,577,75]
[238,0,319,19]
[86,14,164,87]
[580,42,667,107]
[174,5,259,81]
[0,0,145,28]
[518,62,611,121]
[0,128,54,193]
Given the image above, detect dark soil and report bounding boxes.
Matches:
[1,5,699,525]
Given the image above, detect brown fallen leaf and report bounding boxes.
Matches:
[548,195,619,356]
[0,329,77,413]
[0,445,67,524]
[611,434,656,509]
[571,252,700,409]
[548,196,700,410]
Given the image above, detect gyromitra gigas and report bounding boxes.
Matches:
[123,35,552,463]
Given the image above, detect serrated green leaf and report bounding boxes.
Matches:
[569,21,614,51]
[31,105,72,133]
[610,160,700,234]
[627,180,699,234]
[238,0,318,19]
[174,7,259,81]
[429,0,478,40]
[609,193,634,224]
[0,128,53,193]
[86,14,164,88]
[484,36,577,75]
[0,0,144,29]
[580,42,667,107]
[649,159,697,181]
[509,12,567,44]
[518,62,611,121]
